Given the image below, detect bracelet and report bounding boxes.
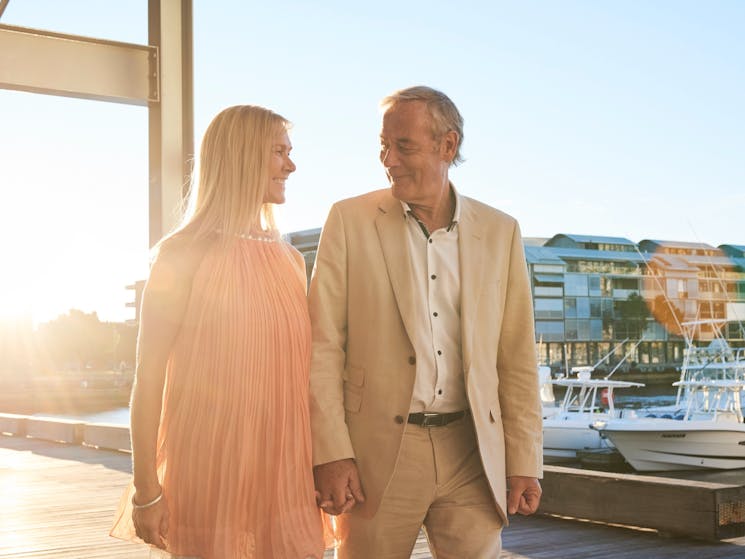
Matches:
[132,491,163,510]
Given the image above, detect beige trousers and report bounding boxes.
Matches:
[336,416,503,559]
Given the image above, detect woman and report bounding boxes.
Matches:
[111,105,327,558]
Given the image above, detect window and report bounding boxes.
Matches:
[535,286,563,297]
[534,264,564,273]
[565,298,577,318]
[535,321,564,342]
[565,274,588,296]
[576,298,590,318]
[588,275,601,296]
[590,298,602,318]
[534,298,564,319]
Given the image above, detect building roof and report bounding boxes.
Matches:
[546,233,636,247]
[543,247,646,263]
[646,253,699,272]
[730,257,745,272]
[639,239,717,252]
[524,245,566,265]
[720,244,745,257]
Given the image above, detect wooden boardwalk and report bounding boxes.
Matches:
[1,435,744,558]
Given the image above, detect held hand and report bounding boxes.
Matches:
[314,458,365,515]
[132,490,169,549]
[506,476,542,515]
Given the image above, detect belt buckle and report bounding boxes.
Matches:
[421,413,442,428]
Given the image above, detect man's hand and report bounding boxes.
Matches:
[314,458,365,515]
[507,476,542,515]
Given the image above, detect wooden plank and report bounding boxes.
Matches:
[539,464,745,540]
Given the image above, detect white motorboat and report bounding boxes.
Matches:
[542,367,643,462]
[636,321,745,419]
[592,379,745,471]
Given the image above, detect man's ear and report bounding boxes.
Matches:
[441,130,459,163]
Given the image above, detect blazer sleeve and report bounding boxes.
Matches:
[308,203,356,465]
[497,220,543,478]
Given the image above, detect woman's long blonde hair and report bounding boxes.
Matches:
[163,105,291,248]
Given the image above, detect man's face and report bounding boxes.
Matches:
[379,101,450,205]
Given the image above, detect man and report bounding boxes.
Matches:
[309,86,543,558]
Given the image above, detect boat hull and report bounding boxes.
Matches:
[543,419,613,461]
[600,420,745,471]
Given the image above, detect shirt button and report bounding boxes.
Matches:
[428,239,433,244]
[437,350,442,355]
[408,356,416,365]
[438,389,443,395]
[394,415,405,424]
[431,274,437,280]
[433,312,438,317]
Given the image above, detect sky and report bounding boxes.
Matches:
[1,0,744,325]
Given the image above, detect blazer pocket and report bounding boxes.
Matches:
[342,366,365,387]
[343,366,365,412]
[489,399,501,423]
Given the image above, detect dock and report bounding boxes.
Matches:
[1,421,745,558]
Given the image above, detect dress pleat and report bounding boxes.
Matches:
[112,237,329,558]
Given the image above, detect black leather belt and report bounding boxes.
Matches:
[407,410,469,428]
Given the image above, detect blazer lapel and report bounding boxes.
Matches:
[458,198,485,376]
[375,196,419,344]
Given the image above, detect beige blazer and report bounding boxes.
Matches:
[308,188,543,523]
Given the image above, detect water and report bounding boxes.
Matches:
[613,384,679,410]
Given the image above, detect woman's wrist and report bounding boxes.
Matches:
[132,490,163,510]
[133,482,162,506]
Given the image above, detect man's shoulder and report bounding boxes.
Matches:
[334,188,392,210]
[461,194,517,225]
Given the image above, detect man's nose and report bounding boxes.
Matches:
[381,147,397,166]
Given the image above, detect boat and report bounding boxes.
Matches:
[639,321,745,418]
[592,378,745,471]
[542,367,644,462]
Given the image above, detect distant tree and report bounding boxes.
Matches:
[114,323,137,368]
[650,294,685,337]
[37,310,116,370]
[616,293,651,338]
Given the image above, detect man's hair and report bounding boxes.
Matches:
[380,85,465,166]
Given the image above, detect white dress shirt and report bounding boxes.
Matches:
[401,188,468,413]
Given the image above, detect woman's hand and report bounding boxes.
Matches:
[132,490,169,549]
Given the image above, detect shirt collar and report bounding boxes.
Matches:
[400,183,461,231]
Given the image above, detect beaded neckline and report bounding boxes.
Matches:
[236,231,279,242]
[214,228,280,243]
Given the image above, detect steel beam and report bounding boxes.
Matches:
[0,23,157,105]
[148,0,194,246]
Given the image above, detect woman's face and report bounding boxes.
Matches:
[264,129,296,204]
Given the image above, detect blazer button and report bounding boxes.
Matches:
[408,356,416,365]
[394,415,405,424]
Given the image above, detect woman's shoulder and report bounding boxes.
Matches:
[152,233,215,279]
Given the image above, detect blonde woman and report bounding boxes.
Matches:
[111,105,328,558]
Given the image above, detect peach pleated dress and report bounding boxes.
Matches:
[112,235,328,559]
